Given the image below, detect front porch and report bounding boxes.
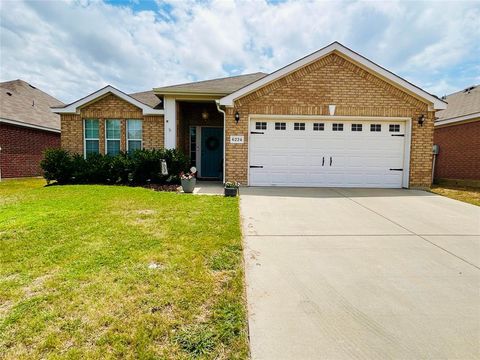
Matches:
[176,101,224,180]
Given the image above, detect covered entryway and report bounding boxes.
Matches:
[249,118,410,188]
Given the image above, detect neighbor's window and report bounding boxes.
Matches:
[294,122,305,131]
[127,119,142,153]
[256,122,267,130]
[84,119,99,156]
[332,123,343,131]
[389,124,400,132]
[313,123,324,131]
[106,119,121,156]
[370,124,381,132]
[351,124,362,132]
[275,122,286,130]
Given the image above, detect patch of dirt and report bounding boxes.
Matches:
[144,184,180,192]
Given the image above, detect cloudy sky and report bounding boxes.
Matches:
[1,0,479,103]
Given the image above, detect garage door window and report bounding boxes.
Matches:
[313,123,324,131]
[294,123,305,131]
[255,122,267,130]
[275,122,286,130]
[332,123,343,131]
[389,124,400,132]
[370,124,381,132]
[351,124,362,132]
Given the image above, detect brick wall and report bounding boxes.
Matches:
[61,94,164,154]
[225,52,435,188]
[434,120,480,180]
[0,123,60,178]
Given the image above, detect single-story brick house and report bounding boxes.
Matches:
[0,79,64,178]
[53,42,447,188]
[434,85,479,183]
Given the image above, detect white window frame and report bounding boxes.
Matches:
[83,118,100,158]
[105,119,121,155]
[126,119,143,153]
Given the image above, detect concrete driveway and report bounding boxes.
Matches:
[240,188,480,359]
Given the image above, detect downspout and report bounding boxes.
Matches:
[215,100,226,184]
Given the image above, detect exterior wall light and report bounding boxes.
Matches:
[418,114,425,127]
[235,111,240,124]
[328,104,336,116]
[201,110,209,121]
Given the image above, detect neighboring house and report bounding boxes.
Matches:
[53,42,447,189]
[434,85,480,183]
[0,80,64,178]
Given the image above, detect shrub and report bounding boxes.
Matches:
[40,148,189,186]
[41,149,74,184]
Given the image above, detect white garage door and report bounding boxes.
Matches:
[249,119,407,188]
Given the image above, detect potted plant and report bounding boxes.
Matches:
[180,167,197,193]
[224,181,239,197]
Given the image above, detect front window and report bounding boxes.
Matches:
[127,119,142,153]
[106,119,121,156]
[84,119,99,156]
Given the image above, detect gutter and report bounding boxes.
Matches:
[215,100,226,184]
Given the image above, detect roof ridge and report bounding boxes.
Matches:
[155,72,268,89]
[443,84,480,97]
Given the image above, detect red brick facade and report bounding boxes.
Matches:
[0,123,60,178]
[434,120,480,180]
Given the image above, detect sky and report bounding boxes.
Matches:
[0,0,479,103]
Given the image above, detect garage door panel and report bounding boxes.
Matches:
[249,119,406,188]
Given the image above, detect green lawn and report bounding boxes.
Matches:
[0,178,248,359]
[430,185,480,207]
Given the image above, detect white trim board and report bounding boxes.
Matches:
[435,112,480,127]
[52,85,164,116]
[220,42,446,110]
[0,117,60,133]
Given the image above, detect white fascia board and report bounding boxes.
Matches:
[435,112,480,127]
[220,42,447,110]
[0,117,60,133]
[51,85,164,115]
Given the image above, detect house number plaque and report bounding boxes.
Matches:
[230,135,244,144]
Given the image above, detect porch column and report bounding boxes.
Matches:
[164,96,176,149]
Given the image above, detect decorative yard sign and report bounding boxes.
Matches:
[230,135,244,144]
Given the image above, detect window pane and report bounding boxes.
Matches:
[256,122,267,130]
[127,120,142,139]
[128,140,142,153]
[85,119,99,139]
[313,123,324,131]
[294,122,305,130]
[85,139,99,155]
[106,119,121,139]
[107,140,120,155]
[275,122,286,130]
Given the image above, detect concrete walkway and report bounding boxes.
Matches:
[240,187,480,359]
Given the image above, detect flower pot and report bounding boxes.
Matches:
[181,178,196,193]
[224,187,238,197]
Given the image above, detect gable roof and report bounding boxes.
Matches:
[52,85,164,115]
[435,85,480,126]
[0,79,64,132]
[154,72,267,96]
[219,42,447,110]
[129,90,162,109]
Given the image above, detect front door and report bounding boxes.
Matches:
[201,127,223,179]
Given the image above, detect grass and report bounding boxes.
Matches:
[430,185,480,206]
[0,178,248,359]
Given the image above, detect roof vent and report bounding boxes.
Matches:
[463,86,476,94]
[441,95,446,100]
[29,84,37,89]
[6,91,12,96]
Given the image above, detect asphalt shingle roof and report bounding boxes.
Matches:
[154,72,268,95]
[129,90,162,109]
[436,85,480,121]
[0,79,64,131]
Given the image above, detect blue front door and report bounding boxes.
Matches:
[201,127,223,179]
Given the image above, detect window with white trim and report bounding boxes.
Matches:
[351,124,362,131]
[127,119,142,153]
[370,124,381,132]
[106,119,121,156]
[389,124,400,132]
[313,123,324,131]
[294,122,305,131]
[275,122,286,130]
[84,119,99,156]
[256,122,267,130]
[332,123,343,131]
